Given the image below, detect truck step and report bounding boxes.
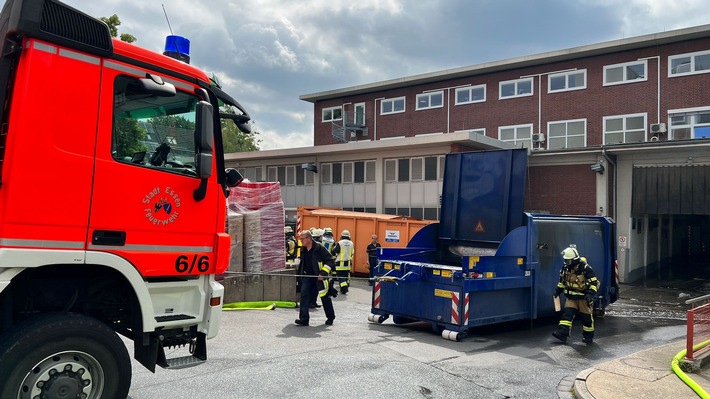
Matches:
[163,355,205,369]
[155,314,196,322]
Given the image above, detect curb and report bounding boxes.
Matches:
[572,367,596,399]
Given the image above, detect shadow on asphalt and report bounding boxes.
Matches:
[275,323,332,339]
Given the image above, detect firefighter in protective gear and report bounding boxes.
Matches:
[322,227,336,253]
[552,246,600,344]
[285,226,298,265]
[295,230,336,326]
[331,229,354,295]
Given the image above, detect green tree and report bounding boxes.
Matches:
[221,119,261,153]
[100,14,136,43]
[115,117,147,158]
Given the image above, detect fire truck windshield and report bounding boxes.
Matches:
[112,75,200,175]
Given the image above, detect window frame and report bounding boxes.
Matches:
[380,96,406,115]
[669,49,710,77]
[498,123,533,147]
[546,118,587,150]
[455,84,486,105]
[602,113,647,145]
[668,106,710,140]
[499,77,533,99]
[548,69,587,93]
[416,91,444,111]
[603,60,647,86]
[321,106,343,123]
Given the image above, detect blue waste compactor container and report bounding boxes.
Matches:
[368,149,619,341]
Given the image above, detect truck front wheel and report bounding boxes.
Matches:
[0,313,131,399]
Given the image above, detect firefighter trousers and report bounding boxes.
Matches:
[336,269,350,293]
[557,298,594,339]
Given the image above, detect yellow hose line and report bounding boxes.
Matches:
[672,339,710,399]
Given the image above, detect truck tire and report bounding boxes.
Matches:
[0,313,131,399]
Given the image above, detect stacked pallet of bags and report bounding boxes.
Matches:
[228,181,286,273]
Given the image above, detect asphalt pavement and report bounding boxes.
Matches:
[126,280,693,399]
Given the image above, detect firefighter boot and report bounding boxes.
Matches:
[552,330,568,343]
[582,332,594,344]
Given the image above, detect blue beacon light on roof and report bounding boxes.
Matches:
[163,35,190,64]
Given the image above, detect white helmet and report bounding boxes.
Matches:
[312,228,323,238]
[284,226,293,234]
[341,229,351,238]
[561,247,580,260]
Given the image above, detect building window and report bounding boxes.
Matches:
[286,166,295,186]
[410,208,423,219]
[603,60,647,86]
[548,69,587,93]
[332,163,342,184]
[669,50,710,76]
[381,97,405,115]
[603,113,646,144]
[277,166,286,186]
[455,85,486,105]
[354,103,366,125]
[499,78,533,99]
[354,161,365,183]
[321,163,332,184]
[398,158,409,182]
[499,124,533,147]
[547,119,586,149]
[438,156,445,180]
[305,169,314,185]
[322,106,342,122]
[267,166,277,183]
[411,157,423,181]
[385,159,397,182]
[424,157,438,181]
[669,109,710,139]
[424,208,439,221]
[365,160,376,182]
[241,167,263,182]
[296,166,305,186]
[342,162,353,184]
[416,91,443,110]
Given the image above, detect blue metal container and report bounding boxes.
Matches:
[369,149,619,341]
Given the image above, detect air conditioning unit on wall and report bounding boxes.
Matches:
[532,133,545,143]
[650,123,667,134]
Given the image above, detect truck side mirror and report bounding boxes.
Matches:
[195,101,214,179]
[225,168,243,187]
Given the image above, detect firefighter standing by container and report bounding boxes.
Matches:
[322,227,336,253]
[366,235,381,286]
[285,226,297,267]
[331,230,354,295]
[295,230,336,326]
[552,246,600,344]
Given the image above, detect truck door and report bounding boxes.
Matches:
[88,62,220,277]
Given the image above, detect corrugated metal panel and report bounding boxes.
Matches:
[632,165,710,215]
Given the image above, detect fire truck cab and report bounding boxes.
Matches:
[0,0,249,397]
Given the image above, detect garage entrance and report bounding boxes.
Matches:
[632,166,710,283]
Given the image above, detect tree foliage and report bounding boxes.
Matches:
[114,117,147,158]
[100,14,136,43]
[221,119,261,153]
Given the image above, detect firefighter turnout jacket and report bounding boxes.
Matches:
[298,242,335,297]
[333,238,354,271]
[557,261,599,300]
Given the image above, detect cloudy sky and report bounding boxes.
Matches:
[64,0,709,150]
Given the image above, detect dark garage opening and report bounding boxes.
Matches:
[632,166,710,285]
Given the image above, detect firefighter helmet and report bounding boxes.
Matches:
[324,227,333,235]
[341,229,351,238]
[312,228,323,238]
[285,226,293,234]
[561,247,580,260]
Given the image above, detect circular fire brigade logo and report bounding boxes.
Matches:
[143,186,181,225]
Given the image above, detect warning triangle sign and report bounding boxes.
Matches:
[474,220,485,233]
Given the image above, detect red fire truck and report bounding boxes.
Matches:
[0,0,249,397]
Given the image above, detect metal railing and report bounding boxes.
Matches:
[685,293,710,361]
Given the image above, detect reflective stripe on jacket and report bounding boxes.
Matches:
[556,261,599,299]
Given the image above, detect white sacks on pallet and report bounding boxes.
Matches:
[228,182,285,273]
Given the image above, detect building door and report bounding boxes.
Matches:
[632,166,710,284]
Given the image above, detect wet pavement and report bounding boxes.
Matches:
[126,281,701,399]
